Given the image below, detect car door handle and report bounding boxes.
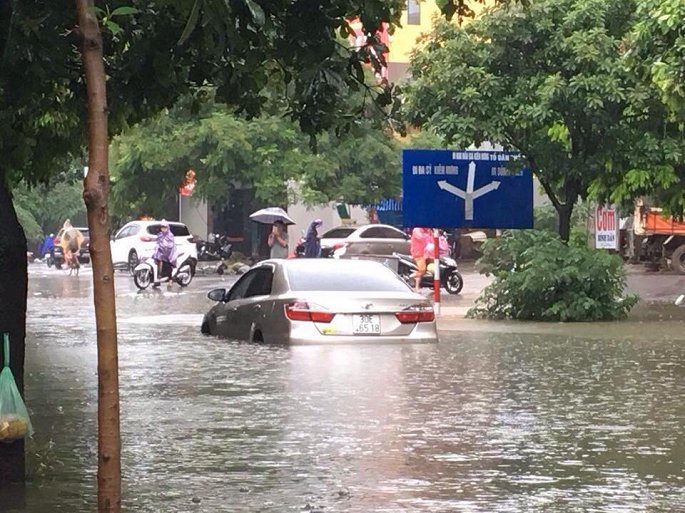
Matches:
[253,304,262,311]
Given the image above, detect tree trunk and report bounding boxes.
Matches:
[0,174,27,485]
[557,204,573,243]
[74,2,121,512]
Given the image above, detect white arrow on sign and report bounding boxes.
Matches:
[437,161,500,220]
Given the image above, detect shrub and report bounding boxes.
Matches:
[468,230,638,321]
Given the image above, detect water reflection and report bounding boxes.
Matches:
[7,266,685,512]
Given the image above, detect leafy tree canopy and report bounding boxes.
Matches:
[12,177,87,235]
[629,0,685,118]
[109,95,400,218]
[403,0,683,239]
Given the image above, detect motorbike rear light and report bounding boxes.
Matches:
[395,305,435,324]
[284,301,335,323]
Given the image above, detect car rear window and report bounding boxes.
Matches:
[322,227,356,239]
[147,224,190,237]
[287,264,409,292]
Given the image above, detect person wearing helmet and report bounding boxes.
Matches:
[152,220,177,285]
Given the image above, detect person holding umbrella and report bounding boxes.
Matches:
[303,219,323,258]
[249,207,296,259]
[268,220,288,259]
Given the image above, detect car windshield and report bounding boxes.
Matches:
[321,227,356,239]
[287,264,409,292]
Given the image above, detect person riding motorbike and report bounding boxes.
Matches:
[152,220,177,285]
[303,219,323,258]
[60,220,84,273]
[410,227,432,291]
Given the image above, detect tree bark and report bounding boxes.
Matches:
[74,2,121,512]
[557,204,573,243]
[0,174,27,485]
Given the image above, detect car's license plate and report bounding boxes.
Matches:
[353,314,381,335]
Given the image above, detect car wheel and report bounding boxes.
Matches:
[201,321,211,335]
[128,250,139,274]
[252,330,264,343]
[444,270,464,295]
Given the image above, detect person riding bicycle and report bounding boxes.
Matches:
[152,220,177,284]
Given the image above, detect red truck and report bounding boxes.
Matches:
[625,205,685,274]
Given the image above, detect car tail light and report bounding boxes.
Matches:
[284,301,335,323]
[395,305,435,324]
[140,235,155,242]
[331,242,347,250]
[53,238,60,244]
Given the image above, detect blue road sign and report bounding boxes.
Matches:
[402,149,533,229]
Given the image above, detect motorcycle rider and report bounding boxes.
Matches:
[303,219,323,258]
[60,219,84,274]
[410,227,432,292]
[152,220,176,286]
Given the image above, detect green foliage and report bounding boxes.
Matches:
[14,205,43,247]
[629,0,685,118]
[109,97,400,218]
[468,230,638,322]
[12,180,87,234]
[534,202,592,242]
[403,0,684,238]
[1,0,404,190]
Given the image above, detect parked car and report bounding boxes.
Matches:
[110,220,198,273]
[295,224,411,258]
[47,227,90,268]
[201,258,438,344]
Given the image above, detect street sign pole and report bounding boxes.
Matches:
[433,229,440,314]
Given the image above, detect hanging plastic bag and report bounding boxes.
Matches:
[0,333,33,441]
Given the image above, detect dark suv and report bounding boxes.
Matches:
[47,227,90,268]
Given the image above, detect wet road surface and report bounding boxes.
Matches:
[7,263,685,512]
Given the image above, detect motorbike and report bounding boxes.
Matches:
[197,234,233,274]
[394,253,464,295]
[133,250,196,290]
[197,234,233,261]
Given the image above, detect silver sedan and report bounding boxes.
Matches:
[201,259,438,344]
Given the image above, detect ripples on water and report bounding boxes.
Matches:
[9,271,685,512]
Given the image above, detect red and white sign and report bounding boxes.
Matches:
[179,169,197,197]
[595,206,619,250]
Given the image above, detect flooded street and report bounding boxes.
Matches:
[9,264,685,512]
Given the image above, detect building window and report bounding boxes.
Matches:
[407,0,421,25]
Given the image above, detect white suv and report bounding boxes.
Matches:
[111,220,198,272]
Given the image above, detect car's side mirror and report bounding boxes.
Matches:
[207,288,227,302]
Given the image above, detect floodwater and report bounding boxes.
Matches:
[5,264,685,512]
